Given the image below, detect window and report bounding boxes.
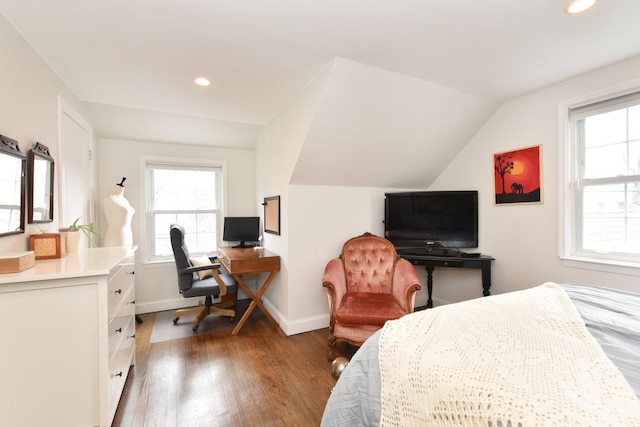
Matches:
[143,158,224,262]
[560,85,640,269]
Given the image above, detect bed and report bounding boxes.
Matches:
[321,283,640,426]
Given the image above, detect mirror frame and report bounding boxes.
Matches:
[28,142,55,224]
[0,135,26,236]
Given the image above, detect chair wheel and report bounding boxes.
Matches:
[173,317,180,324]
[192,324,199,332]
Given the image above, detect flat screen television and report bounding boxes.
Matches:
[384,191,478,249]
[222,216,260,248]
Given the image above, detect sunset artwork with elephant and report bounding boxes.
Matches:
[494,145,542,204]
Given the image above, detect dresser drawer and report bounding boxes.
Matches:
[108,315,130,358]
[109,315,135,377]
[108,255,135,316]
[108,286,136,359]
[108,315,135,421]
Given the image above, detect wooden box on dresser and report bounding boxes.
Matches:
[0,246,137,426]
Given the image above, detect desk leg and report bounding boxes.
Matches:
[426,266,434,309]
[232,271,279,336]
[481,262,492,297]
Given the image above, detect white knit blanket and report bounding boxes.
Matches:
[378,283,640,426]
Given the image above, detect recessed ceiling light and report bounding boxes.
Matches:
[194,77,210,87]
[565,0,597,14]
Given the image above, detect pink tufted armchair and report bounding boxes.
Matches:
[322,232,422,360]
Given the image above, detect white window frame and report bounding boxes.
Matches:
[558,78,640,275]
[140,156,227,265]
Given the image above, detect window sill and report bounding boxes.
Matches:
[561,255,640,277]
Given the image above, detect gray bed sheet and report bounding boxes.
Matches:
[320,284,640,427]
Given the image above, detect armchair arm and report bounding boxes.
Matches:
[322,258,347,327]
[392,258,422,312]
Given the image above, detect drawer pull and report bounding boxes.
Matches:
[128,334,136,339]
[115,289,122,294]
[112,371,123,378]
[115,327,122,333]
[129,300,136,305]
[127,271,135,275]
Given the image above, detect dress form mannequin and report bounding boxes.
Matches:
[103,177,135,247]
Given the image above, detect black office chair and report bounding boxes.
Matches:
[170,224,238,332]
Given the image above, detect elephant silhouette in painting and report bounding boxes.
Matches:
[511,183,524,194]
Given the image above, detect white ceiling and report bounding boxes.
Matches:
[1,0,640,127]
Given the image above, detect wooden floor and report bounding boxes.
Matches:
[112,311,337,427]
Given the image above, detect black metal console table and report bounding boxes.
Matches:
[401,253,495,309]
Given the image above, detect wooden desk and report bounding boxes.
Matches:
[217,247,281,335]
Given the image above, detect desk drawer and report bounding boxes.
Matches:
[408,258,464,268]
[436,259,464,268]
[218,254,231,271]
[219,252,280,274]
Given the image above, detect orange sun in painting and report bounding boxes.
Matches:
[511,161,525,175]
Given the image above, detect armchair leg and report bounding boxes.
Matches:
[327,335,337,361]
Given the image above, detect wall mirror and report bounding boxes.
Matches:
[28,142,54,224]
[0,135,26,236]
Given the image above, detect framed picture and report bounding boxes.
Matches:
[263,195,280,235]
[493,145,542,205]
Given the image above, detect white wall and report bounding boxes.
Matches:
[0,13,92,253]
[97,138,256,313]
[291,57,498,189]
[430,55,640,304]
[254,60,334,332]
[288,185,400,316]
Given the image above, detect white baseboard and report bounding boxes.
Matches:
[283,314,329,336]
[261,298,329,336]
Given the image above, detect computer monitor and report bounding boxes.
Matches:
[222,216,260,248]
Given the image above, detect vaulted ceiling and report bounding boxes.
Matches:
[2,0,639,132]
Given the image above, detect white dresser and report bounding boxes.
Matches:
[0,246,137,426]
